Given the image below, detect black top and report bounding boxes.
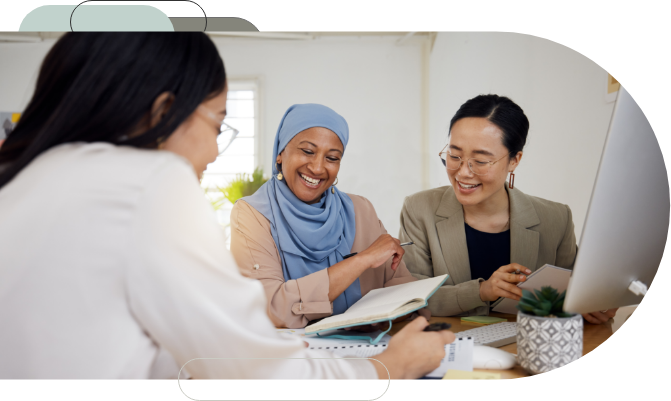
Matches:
[464,223,510,281]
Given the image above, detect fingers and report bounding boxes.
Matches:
[418,308,432,320]
[303,341,309,348]
[403,315,429,332]
[439,330,456,345]
[582,313,602,324]
[605,308,618,318]
[491,280,523,299]
[500,272,527,283]
[583,312,612,324]
[497,263,532,275]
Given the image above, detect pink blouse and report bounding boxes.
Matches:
[230,194,416,328]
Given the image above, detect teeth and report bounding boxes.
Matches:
[301,174,321,185]
[458,182,479,189]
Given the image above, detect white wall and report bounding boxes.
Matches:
[0,41,55,111]
[211,35,424,236]
[428,33,616,240]
[0,33,616,240]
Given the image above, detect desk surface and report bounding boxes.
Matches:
[389,313,614,379]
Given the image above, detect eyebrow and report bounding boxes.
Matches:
[449,144,494,157]
[299,141,343,155]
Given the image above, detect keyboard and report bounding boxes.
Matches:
[455,322,517,348]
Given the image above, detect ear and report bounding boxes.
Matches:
[276,154,282,165]
[509,151,523,172]
[149,92,175,129]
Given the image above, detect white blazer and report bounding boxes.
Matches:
[0,143,376,379]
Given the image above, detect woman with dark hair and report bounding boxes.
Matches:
[399,94,617,323]
[0,33,453,379]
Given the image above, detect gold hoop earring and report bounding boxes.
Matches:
[331,177,339,194]
[276,163,283,181]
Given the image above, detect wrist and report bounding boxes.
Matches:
[372,351,403,380]
[352,253,374,271]
[478,280,489,302]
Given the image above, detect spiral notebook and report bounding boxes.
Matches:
[277,328,474,378]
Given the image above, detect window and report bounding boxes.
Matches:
[201,80,260,246]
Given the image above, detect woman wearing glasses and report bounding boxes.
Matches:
[399,95,616,324]
[0,33,453,379]
[229,103,430,329]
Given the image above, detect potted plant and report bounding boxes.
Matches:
[516,286,583,375]
[208,167,268,212]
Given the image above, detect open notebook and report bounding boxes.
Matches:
[305,274,448,335]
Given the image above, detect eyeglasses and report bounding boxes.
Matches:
[196,105,240,155]
[439,144,511,176]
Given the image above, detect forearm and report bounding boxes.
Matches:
[370,351,404,380]
[326,254,370,302]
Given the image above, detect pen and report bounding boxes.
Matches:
[342,241,414,259]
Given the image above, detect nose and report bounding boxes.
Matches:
[456,159,474,179]
[307,157,326,176]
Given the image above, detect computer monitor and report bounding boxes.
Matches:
[563,87,669,314]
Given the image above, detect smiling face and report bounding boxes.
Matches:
[276,126,344,204]
[446,117,522,207]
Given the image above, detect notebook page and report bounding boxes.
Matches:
[346,275,447,314]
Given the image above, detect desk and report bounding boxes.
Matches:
[389,313,614,379]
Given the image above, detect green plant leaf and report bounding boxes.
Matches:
[516,302,535,313]
[521,289,537,300]
[541,286,559,303]
[532,308,549,317]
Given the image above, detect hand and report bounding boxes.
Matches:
[357,234,405,271]
[582,308,618,324]
[479,263,531,302]
[372,317,455,379]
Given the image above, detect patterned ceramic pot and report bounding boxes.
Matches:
[517,311,583,375]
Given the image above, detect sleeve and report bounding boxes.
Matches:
[125,157,376,379]
[555,204,578,269]
[230,201,333,329]
[399,196,488,316]
[375,214,416,288]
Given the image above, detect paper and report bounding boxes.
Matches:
[278,328,474,375]
[492,264,572,314]
[425,337,474,378]
[305,275,448,334]
[276,328,392,358]
[442,370,501,380]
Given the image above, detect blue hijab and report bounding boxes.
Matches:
[242,104,360,314]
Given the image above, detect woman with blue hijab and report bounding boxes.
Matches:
[230,104,421,328]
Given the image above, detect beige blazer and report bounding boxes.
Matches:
[230,194,416,329]
[399,185,577,317]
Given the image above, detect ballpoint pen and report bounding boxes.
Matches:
[342,241,414,259]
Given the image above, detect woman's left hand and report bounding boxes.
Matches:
[582,308,618,324]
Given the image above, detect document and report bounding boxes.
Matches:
[278,328,474,378]
[491,264,572,314]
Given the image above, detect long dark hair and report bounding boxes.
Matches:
[449,94,529,156]
[0,32,226,189]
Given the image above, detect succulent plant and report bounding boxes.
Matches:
[516,286,573,318]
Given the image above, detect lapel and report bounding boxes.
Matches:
[435,188,471,284]
[508,186,541,270]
